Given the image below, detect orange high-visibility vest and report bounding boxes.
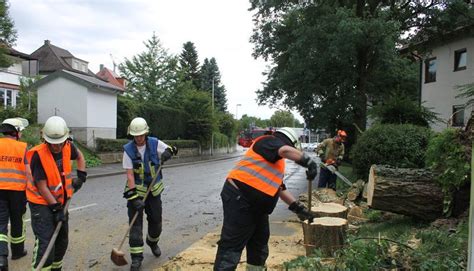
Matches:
[227,136,285,196]
[26,142,72,205]
[0,138,27,191]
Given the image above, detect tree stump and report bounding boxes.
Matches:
[302,217,347,256]
[311,202,348,219]
[367,165,443,220]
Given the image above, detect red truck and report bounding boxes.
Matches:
[238,128,273,148]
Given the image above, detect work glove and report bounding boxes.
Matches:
[296,153,318,180]
[171,145,178,155]
[288,201,314,222]
[161,147,173,163]
[72,170,87,192]
[124,188,145,212]
[48,203,67,224]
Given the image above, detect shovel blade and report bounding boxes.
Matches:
[111,248,128,266]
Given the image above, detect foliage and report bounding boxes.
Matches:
[182,90,214,146]
[269,110,296,127]
[0,0,17,68]
[116,95,139,138]
[138,102,187,140]
[284,216,467,270]
[369,94,438,127]
[75,142,102,168]
[15,76,39,123]
[213,132,232,149]
[119,33,180,104]
[425,128,471,195]
[350,124,432,178]
[200,57,227,112]
[179,41,201,89]
[217,112,237,140]
[18,124,41,148]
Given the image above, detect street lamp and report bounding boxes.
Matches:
[235,104,241,120]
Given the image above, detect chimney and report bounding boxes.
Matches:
[44,40,50,45]
[100,64,104,71]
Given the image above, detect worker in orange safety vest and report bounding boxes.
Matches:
[214,127,319,270]
[0,117,30,271]
[26,116,86,271]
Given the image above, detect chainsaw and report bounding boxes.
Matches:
[320,159,352,187]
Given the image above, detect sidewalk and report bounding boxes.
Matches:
[86,151,243,179]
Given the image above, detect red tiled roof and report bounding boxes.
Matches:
[95,67,125,91]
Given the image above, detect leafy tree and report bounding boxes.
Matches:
[179,41,201,89]
[16,76,39,123]
[249,0,469,140]
[238,114,270,132]
[0,0,17,68]
[270,110,296,127]
[119,33,179,104]
[217,112,237,140]
[200,57,227,112]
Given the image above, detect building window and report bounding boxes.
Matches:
[425,57,436,83]
[454,49,467,71]
[0,89,16,108]
[452,105,465,127]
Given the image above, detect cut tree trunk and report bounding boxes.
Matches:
[311,202,348,219]
[367,165,443,220]
[347,179,365,201]
[302,217,347,256]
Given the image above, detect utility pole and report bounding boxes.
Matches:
[211,77,214,156]
[235,104,241,120]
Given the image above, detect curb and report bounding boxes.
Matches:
[87,154,242,179]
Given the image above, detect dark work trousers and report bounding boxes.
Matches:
[317,166,337,190]
[29,203,69,271]
[0,190,26,257]
[127,194,162,261]
[214,181,270,271]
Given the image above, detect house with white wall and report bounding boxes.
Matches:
[409,25,474,132]
[31,40,123,147]
[0,48,38,108]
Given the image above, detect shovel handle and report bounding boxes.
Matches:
[35,199,71,271]
[116,163,164,251]
[307,177,312,213]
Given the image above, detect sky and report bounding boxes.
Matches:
[9,0,304,122]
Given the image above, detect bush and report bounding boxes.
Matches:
[425,128,470,192]
[350,124,432,178]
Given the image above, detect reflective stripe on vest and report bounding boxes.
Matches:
[26,142,72,205]
[0,138,27,191]
[227,136,285,196]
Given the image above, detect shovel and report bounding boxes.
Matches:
[307,174,314,224]
[35,199,71,271]
[111,163,163,266]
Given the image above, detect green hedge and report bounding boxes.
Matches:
[95,138,199,152]
[350,124,432,178]
[117,97,188,139]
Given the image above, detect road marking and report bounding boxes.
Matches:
[23,203,98,223]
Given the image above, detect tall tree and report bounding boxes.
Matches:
[249,0,469,138]
[200,57,228,112]
[270,110,296,127]
[119,33,179,104]
[0,0,17,67]
[179,41,201,89]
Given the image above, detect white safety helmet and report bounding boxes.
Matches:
[276,127,301,149]
[128,117,149,136]
[42,116,69,144]
[2,117,29,132]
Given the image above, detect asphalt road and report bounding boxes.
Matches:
[10,154,310,271]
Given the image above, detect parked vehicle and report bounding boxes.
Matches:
[238,128,273,148]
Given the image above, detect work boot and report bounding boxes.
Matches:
[146,239,161,257]
[11,249,27,260]
[0,256,8,271]
[130,258,142,271]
